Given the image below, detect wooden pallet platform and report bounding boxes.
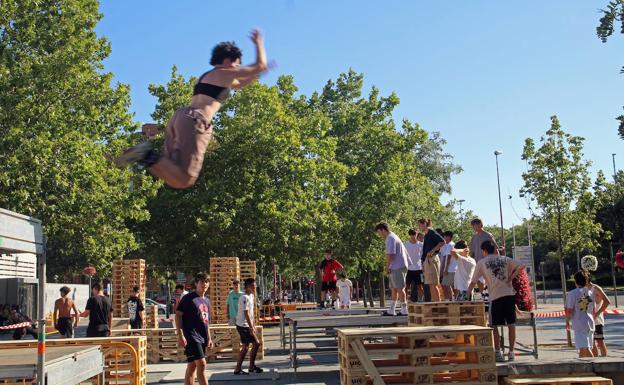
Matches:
[504,376,613,385]
[0,336,147,385]
[408,301,487,327]
[338,326,496,385]
[110,325,264,364]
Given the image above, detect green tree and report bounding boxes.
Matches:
[0,0,158,277]
[596,0,624,138]
[521,116,601,343]
[317,70,458,304]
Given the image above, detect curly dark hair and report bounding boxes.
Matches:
[210,41,242,65]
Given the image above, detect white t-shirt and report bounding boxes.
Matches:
[440,242,456,272]
[403,241,423,271]
[235,293,255,327]
[336,279,353,298]
[565,287,595,332]
[385,232,409,270]
[454,254,476,291]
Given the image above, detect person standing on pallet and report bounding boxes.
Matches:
[467,240,524,362]
[53,286,80,338]
[418,218,445,302]
[234,278,263,375]
[318,249,343,309]
[468,218,498,301]
[127,286,145,330]
[176,273,214,385]
[375,223,409,316]
[440,231,456,301]
[403,230,424,302]
[226,280,243,326]
[81,283,113,337]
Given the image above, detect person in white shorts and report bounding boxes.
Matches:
[336,273,353,309]
[565,270,595,358]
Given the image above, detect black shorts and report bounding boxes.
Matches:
[56,317,74,338]
[185,341,207,362]
[237,325,258,345]
[595,324,605,340]
[130,319,143,330]
[86,328,110,338]
[406,270,423,287]
[489,295,516,326]
[321,280,337,292]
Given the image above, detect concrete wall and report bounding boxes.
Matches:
[45,283,89,315]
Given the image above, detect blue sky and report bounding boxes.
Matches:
[96,1,623,228]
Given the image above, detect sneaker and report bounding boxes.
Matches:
[381,311,396,317]
[397,312,408,316]
[507,351,515,361]
[249,366,264,373]
[233,369,249,375]
[495,351,505,362]
[114,141,152,168]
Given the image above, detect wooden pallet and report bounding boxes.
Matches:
[338,325,496,385]
[206,325,265,362]
[145,305,159,329]
[505,376,613,385]
[112,259,147,318]
[110,326,264,364]
[209,257,240,324]
[0,336,147,385]
[408,301,487,327]
[239,260,257,281]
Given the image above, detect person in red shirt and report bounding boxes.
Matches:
[318,249,343,309]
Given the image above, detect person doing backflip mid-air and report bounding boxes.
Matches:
[115,29,271,188]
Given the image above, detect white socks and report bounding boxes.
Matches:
[400,302,407,315]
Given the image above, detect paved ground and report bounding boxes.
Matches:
[144,303,624,385]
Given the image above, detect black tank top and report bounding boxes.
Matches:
[193,70,231,102]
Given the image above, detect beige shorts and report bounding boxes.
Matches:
[163,107,213,178]
[423,255,441,285]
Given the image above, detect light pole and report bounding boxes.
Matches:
[458,199,465,220]
[494,150,505,252]
[613,153,617,182]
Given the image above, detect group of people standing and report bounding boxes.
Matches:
[53,283,146,338]
[377,218,530,362]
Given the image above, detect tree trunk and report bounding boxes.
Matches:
[365,271,374,308]
[379,270,386,308]
[361,275,368,308]
[557,209,572,347]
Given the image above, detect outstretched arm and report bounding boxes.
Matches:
[222,29,268,79]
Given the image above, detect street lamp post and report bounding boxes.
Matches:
[613,153,617,182]
[494,151,505,252]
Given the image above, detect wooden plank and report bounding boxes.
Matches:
[350,340,385,385]
[295,314,407,328]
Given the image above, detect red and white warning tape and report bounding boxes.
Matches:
[535,309,623,318]
[0,322,33,330]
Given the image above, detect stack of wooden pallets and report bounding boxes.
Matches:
[408,301,487,327]
[338,325,497,385]
[112,259,146,318]
[145,305,159,329]
[239,260,257,282]
[206,325,264,362]
[504,376,613,385]
[209,257,240,324]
